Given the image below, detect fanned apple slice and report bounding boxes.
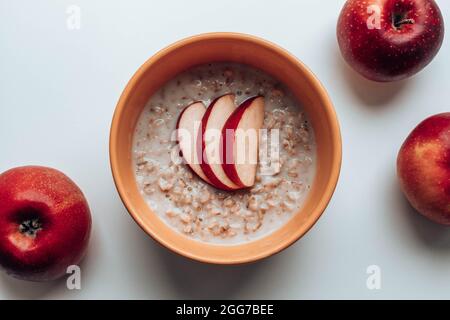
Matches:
[176,102,211,184]
[199,94,241,191]
[222,96,265,188]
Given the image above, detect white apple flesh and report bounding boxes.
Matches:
[176,102,211,184]
[222,96,265,188]
[199,94,241,191]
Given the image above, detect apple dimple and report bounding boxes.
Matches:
[392,11,415,30]
[15,207,44,238]
[388,0,414,27]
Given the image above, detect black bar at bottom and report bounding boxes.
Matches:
[0,300,448,319]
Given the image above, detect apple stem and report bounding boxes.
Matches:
[393,15,415,29]
[19,218,42,237]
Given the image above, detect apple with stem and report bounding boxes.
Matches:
[337,0,445,82]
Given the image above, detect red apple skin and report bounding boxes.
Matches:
[221,96,262,188]
[337,0,445,82]
[198,94,239,191]
[397,113,450,225]
[0,166,92,281]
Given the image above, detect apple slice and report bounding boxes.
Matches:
[199,94,241,191]
[176,102,211,184]
[222,96,265,188]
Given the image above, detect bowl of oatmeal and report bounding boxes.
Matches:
[110,33,341,264]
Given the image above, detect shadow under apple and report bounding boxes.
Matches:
[0,224,100,299]
[391,177,450,249]
[335,50,411,108]
[0,272,66,300]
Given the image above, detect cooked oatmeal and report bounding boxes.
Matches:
[132,62,316,244]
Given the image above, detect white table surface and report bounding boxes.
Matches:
[1,0,450,300]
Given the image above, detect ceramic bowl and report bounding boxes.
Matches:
[110,32,342,264]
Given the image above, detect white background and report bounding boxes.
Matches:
[1,0,449,299]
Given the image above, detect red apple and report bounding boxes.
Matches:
[0,166,92,281]
[222,96,265,188]
[337,0,445,82]
[176,101,211,184]
[199,94,240,191]
[397,113,450,225]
